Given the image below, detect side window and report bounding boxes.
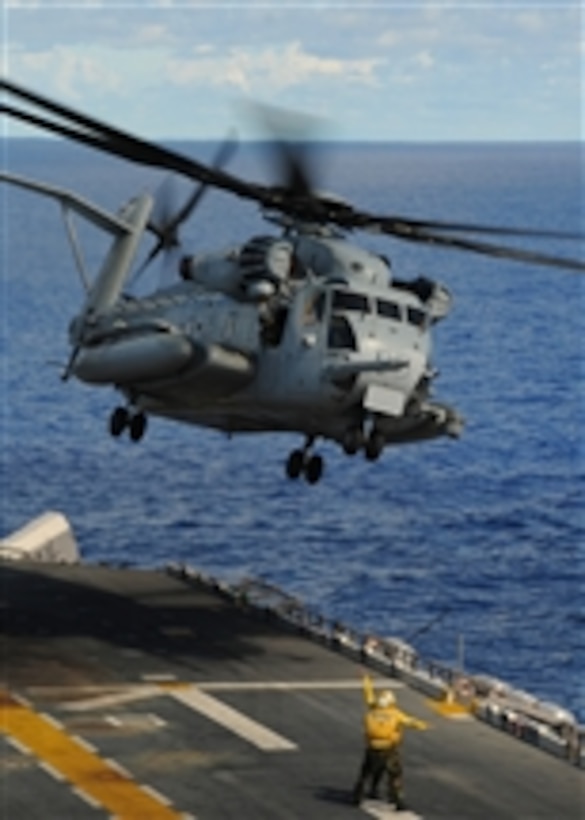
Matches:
[328,316,357,350]
[377,298,402,321]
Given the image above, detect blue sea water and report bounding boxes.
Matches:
[1,140,583,721]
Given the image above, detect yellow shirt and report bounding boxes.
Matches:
[362,675,427,749]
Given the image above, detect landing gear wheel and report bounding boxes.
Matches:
[305,454,324,485]
[342,427,363,456]
[129,412,147,443]
[109,406,129,437]
[286,449,305,479]
[365,431,384,462]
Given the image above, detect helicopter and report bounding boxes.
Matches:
[1,78,584,485]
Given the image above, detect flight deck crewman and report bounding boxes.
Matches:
[352,673,428,810]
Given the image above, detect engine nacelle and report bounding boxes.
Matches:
[180,236,295,302]
[239,236,294,292]
[180,249,243,297]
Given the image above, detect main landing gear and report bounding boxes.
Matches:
[285,425,386,484]
[109,406,148,443]
[342,426,385,461]
[286,437,324,485]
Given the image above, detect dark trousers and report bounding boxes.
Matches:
[353,745,403,803]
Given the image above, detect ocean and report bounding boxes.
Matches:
[1,139,583,722]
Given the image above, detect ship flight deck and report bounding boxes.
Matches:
[0,560,582,819]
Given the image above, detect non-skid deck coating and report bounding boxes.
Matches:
[0,561,582,819]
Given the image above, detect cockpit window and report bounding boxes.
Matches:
[407,306,428,328]
[376,298,402,321]
[328,316,357,350]
[332,290,370,313]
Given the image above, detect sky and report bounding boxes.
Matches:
[1,1,583,142]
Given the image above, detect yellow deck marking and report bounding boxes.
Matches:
[426,697,472,719]
[0,690,185,819]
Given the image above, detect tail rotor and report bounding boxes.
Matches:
[131,134,238,287]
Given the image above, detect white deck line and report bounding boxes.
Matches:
[71,786,102,811]
[6,737,32,755]
[39,761,66,782]
[361,800,423,819]
[63,685,161,712]
[167,685,297,752]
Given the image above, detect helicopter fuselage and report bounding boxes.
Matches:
[72,231,461,459]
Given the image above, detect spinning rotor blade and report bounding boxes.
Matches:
[244,101,322,198]
[2,77,584,272]
[130,176,183,284]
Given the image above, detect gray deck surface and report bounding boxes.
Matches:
[0,561,582,819]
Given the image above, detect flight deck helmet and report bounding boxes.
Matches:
[377,690,396,708]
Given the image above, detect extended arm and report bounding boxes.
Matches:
[362,674,377,708]
[398,710,429,731]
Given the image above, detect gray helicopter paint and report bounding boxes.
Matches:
[293,233,391,287]
[73,328,195,385]
[82,194,154,317]
[87,223,456,442]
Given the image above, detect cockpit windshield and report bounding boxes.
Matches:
[376,298,402,320]
[328,315,357,350]
[406,306,427,328]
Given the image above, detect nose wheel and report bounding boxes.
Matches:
[286,438,324,484]
[109,406,148,443]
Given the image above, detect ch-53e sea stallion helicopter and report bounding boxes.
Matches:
[1,79,584,484]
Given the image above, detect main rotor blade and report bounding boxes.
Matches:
[2,78,583,272]
[0,77,265,203]
[370,224,585,272]
[0,103,129,158]
[1,77,578,239]
[299,194,584,243]
[344,208,583,241]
